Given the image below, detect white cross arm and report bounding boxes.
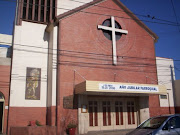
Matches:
[98,25,128,34]
[115,29,128,34]
[98,25,113,31]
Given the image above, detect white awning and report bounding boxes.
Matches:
[75,80,167,96]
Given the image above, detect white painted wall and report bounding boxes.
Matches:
[139,96,149,123]
[0,48,8,58]
[156,57,175,107]
[52,27,57,106]
[10,21,49,107]
[0,34,12,46]
[0,34,12,58]
[9,0,94,107]
[57,0,93,15]
[47,26,57,107]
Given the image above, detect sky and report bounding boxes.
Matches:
[0,0,180,79]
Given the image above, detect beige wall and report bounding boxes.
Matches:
[138,96,149,123]
[156,57,175,107]
[47,26,57,107]
[174,80,180,106]
[0,34,12,46]
[0,34,12,58]
[57,0,93,15]
[10,21,49,107]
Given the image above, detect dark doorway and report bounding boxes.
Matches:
[0,102,4,133]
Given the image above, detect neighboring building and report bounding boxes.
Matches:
[174,80,180,113]
[156,57,175,114]
[4,0,174,135]
[0,34,12,134]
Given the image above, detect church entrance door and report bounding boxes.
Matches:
[87,97,138,132]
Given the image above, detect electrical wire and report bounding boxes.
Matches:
[170,0,180,31]
[1,41,180,63]
[0,0,180,27]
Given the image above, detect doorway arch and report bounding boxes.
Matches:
[0,92,5,133]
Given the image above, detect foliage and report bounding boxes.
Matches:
[67,121,77,129]
[35,120,42,126]
[28,120,42,126]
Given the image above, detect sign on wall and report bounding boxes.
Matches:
[99,83,159,92]
[63,95,74,109]
[25,67,41,100]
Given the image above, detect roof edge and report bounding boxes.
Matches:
[46,0,158,42]
[113,0,158,42]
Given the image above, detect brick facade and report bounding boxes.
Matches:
[6,0,176,135]
[57,0,159,134]
[0,65,10,134]
[8,107,46,127]
[149,95,175,117]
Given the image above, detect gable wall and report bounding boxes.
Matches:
[8,21,49,130]
[57,0,158,134]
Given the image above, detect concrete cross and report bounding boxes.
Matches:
[98,16,128,65]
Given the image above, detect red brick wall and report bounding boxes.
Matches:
[47,106,56,126]
[10,126,56,135]
[8,107,47,134]
[0,65,10,134]
[149,95,175,117]
[57,0,158,134]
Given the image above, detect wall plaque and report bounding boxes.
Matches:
[25,67,41,100]
[81,105,87,113]
[63,95,74,109]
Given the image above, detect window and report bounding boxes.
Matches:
[89,101,98,126]
[127,101,135,125]
[115,101,124,125]
[139,116,168,129]
[164,116,180,129]
[102,19,122,41]
[21,0,56,23]
[102,101,111,126]
[160,95,167,99]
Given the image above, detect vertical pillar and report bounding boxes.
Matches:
[78,95,88,134]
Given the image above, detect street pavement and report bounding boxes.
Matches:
[85,129,134,135]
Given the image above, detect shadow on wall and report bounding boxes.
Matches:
[43,32,49,42]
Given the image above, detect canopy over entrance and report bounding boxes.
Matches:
[75,80,167,96]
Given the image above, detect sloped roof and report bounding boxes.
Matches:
[46,0,158,42]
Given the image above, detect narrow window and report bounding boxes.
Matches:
[22,0,27,19]
[21,0,56,23]
[52,0,55,19]
[40,0,44,22]
[115,101,123,125]
[46,0,50,22]
[34,0,39,21]
[102,101,111,126]
[127,101,135,125]
[28,0,33,20]
[89,101,98,127]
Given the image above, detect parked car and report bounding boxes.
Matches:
[126,114,180,135]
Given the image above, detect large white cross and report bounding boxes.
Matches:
[98,16,128,65]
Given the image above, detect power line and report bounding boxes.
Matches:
[170,0,180,31]
[59,62,156,73]
[1,0,180,27]
[12,47,180,69]
[70,0,178,25]
[8,45,178,70]
[2,41,180,66]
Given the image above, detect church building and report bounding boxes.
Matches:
[2,0,174,134]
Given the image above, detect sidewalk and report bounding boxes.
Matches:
[85,129,134,135]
